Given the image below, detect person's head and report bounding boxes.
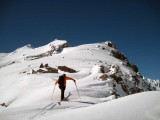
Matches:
[62,74,66,77]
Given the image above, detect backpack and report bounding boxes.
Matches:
[58,75,65,86]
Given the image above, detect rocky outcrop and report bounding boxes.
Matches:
[58,66,77,73]
[111,49,128,62]
[27,64,77,74]
[31,63,58,74]
[106,41,117,49]
[129,63,139,73]
[99,74,109,81]
[93,63,147,98]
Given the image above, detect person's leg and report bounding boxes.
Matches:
[61,89,64,100]
[60,86,66,100]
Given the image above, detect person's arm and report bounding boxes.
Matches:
[65,77,76,83]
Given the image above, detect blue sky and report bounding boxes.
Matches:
[0,0,160,79]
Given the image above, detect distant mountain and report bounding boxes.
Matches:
[0,39,159,120]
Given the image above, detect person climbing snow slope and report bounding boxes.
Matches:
[55,74,76,100]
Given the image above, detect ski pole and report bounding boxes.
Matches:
[51,84,56,100]
[74,82,81,101]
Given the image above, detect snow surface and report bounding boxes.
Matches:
[0,39,159,120]
[37,91,160,120]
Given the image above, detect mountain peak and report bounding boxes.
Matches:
[48,39,69,47]
[25,44,34,49]
[17,44,34,50]
[105,41,117,49]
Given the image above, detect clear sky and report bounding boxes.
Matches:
[0,0,160,79]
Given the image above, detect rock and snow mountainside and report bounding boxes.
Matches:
[0,39,159,120]
[143,77,160,91]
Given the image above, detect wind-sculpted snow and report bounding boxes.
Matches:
[24,39,69,60]
[0,39,159,120]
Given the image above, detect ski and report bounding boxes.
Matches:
[64,92,71,101]
[57,92,71,105]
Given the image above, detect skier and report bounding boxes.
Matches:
[55,74,76,100]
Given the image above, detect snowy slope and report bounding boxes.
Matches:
[0,92,159,120]
[37,91,160,120]
[0,39,159,120]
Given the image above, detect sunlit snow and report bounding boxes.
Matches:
[0,40,159,120]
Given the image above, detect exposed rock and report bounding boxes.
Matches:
[106,41,117,49]
[111,90,120,98]
[96,45,106,50]
[32,69,36,74]
[99,65,110,73]
[45,67,58,73]
[39,63,44,68]
[110,74,123,84]
[58,66,77,73]
[109,64,123,77]
[111,50,128,62]
[32,63,58,74]
[110,64,119,73]
[121,84,129,95]
[37,69,46,73]
[129,63,139,73]
[44,63,48,68]
[129,87,143,94]
[25,53,48,60]
[39,63,49,68]
[131,75,140,85]
[113,82,116,87]
[91,65,110,74]
[99,74,109,81]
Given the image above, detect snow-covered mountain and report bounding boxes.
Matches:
[0,39,159,120]
[143,77,160,91]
